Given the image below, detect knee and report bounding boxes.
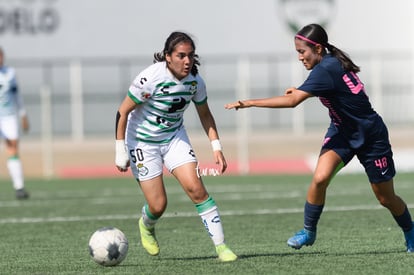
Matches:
[148,200,168,217]
[376,195,394,209]
[311,171,331,188]
[186,186,208,203]
[190,190,209,203]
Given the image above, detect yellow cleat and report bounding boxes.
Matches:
[216,244,237,262]
[139,217,160,256]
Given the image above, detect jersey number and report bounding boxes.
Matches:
[130,148,144,163]
[374,157,388,169]
[342,72,364,94]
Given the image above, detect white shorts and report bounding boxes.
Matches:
[0,115,19,140]
[126,127,198,181]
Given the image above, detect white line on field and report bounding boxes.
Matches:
[0,203,406,225]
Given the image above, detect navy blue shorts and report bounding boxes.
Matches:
[321,125,395,184]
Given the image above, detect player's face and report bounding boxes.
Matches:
[295,38,322,70]
[165,42,195,80]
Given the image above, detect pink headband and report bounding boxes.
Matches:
[295,34,319,46]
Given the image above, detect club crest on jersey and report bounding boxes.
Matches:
[189,81,197,94]
[137,163,149,176]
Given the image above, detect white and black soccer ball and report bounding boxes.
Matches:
[88,227,129,266]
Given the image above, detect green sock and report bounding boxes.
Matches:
[141,204,158,228]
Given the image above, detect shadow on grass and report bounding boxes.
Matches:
[160,248,404,262]
[326,248,405,256]
[162,251,324,261]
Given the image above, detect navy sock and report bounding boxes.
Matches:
[393,206,413,232]
[304,201,324,232]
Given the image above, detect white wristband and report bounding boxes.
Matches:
[211,139,222,151]
[115,140,129,168]
[116,140,127,153]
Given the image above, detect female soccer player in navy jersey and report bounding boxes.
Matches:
[115,32,237,262]
[225,23,414,252]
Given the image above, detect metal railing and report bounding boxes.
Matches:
[8,51,414,176]
[12,51,413,139]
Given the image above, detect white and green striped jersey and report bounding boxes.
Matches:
[0,66,22,117]
[126,61,207,143]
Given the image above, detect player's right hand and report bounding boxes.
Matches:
[224,100,246,110]
[115,140,130,172]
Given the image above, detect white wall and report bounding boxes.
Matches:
[1,0,412,59]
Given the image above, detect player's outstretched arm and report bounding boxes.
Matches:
[225,88,312,110]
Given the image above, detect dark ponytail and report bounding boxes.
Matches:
[154,31,200,76]
[296,24,360,73]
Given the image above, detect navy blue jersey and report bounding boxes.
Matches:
[298,54,384,149]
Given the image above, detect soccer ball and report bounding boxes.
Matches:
[88,227,129,266]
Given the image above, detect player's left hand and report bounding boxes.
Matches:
[214,150,227,174]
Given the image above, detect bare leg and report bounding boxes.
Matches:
[370,179,406,216]
[371,179,414,252]
[138,175,166,256]
[172,162,237,261]
[287,149,343,249]
[5,139,27,199]
[306,149,343,205]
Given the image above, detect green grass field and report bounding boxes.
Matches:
[1,172,414,275]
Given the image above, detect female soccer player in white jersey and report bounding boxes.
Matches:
[0,47,30,199]
[225,23,414,253]
[115,32,237,262]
